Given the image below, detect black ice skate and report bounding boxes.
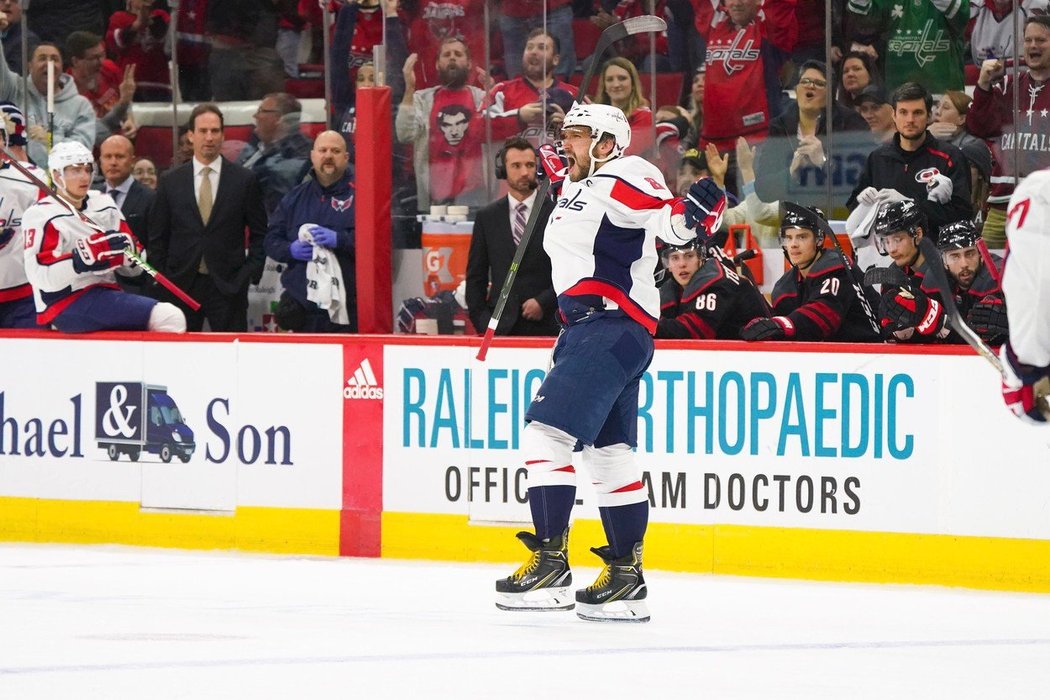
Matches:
[495,529,573,611]
[575,541,650,623]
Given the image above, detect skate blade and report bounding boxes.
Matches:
[575,599,650,623]
[495,587,574,612]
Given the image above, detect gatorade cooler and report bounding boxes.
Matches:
[420,219,474,296]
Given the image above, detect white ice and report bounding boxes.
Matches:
[2,543,1050,699]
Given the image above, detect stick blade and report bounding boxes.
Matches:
[622,15,668,35]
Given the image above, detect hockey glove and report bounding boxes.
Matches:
[684,177,726,235]
[73,231,132,274]
[967,295,1009,344]
[879,287,947,336]
[537,143,568,200]
[309,225,338,248]
[289,240,314,261]
[999,343,1050,425]
[926,173,953,204]
[740,316,795,341]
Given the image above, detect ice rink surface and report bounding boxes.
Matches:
[2,544,1050,699]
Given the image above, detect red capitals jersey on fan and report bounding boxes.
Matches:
[485,77,578,144]
[406,0,488,88]
[698,0,797,150]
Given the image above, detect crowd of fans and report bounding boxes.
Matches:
[0,0,1046,343]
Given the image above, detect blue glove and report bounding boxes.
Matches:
[289,240,314,261]
[309,225,338,248]
[684,177,727,235]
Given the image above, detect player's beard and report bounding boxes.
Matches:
[567,152,589,181]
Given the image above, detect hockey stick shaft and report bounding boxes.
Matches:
[827,231,881,335]
[476,178,551,361]
[576,16,667,103]
[917,237,1003,373]
[0,151,202,311]
[976,237,1002,287]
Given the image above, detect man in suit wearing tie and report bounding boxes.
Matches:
[147,103,267,331]
[98,134,155,295]
[465,137,559,336]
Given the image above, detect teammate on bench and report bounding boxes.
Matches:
[21,141,185,333]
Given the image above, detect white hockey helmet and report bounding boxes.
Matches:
[562,103,632,159]
[49,141,95,182]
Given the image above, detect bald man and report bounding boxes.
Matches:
[264,131,357,332]
[98,133,155,250]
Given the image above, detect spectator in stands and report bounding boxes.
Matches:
[465,137,558,337]
[966,15,1050,247]
[105,0,171,101]
[402,0,487,89]
[98,134,155,249]
[486,28,578,146]
[929,90,993,216]
[846,0,967,93]
[236,92,312,216]
[697,0,797,153]
[176,0,211,101]
[172,126,193,168]
[595,57,655,157]
[133,157,157,189]
[835,50,876,111]
[680,64,705,152]
[653,104,691,189]
[0,42,95,168]
[854,84,894,143]
[499,0,575,79]
[848,82,972,244]
[25,0,103,44]
[755,60,871,209]
[148,103,267,332]
[264,130,357,333]
[396,37,488,211]
[0,0,39,74]
[331,0,408,156]
[65,31,136,146]
[969,0,1049,65]
[207,0,285,101]
[707,137,782,245]
[275,1,305,78]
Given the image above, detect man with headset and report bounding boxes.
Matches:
[464,135,559,336]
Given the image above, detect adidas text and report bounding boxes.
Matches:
[344,359,383,400]
[344,385,384,400]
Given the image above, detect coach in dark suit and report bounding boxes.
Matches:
[97,134,155,294]
[465,137,559,336]
[148,103,267,332]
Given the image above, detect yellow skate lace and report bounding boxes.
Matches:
[587,565,612,592]
[511,551,540,581]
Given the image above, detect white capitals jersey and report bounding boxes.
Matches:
[544,156,694,333]
[0,161,44,303]
[1002,168,1050,368]
[22,190,138,324]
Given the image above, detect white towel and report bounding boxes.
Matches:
[299,223,350,325]
[846,189,912,275]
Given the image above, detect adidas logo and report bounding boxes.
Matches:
[344,358,384,400]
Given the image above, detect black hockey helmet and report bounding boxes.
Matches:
[872,199,925,255]
[779,202,829,246]
[936,219,979,251]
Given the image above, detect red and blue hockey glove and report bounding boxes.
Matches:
[537,143,568,200]
[740,316,794,341]
[73,230,132,274]
[880,286,946,336]
[967,295,1008,343]
[309,225,338,248]
[684,177,726,236]
[1000,343,1050,425]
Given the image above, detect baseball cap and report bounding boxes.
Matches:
[855,85,888,106]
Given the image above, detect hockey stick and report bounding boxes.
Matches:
[916,236,1002,372]
[576,16,668,103]
[785,202,881,336]
[475,16,666,362]
[975,237,1003,287]
[0,150,202,311]
[475,177,550,361]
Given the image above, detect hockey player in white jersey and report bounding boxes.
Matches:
[21,141,185,333]
[1000,167,1050,424]
[495,103,725,622]
[0,105,44,328]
